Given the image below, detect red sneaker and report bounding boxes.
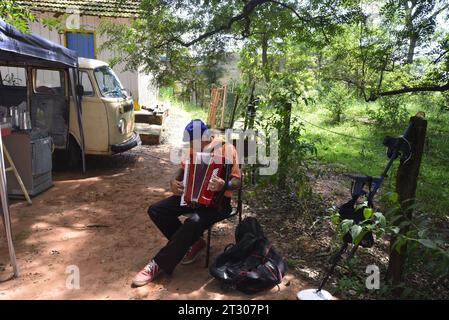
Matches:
[132,259,161,287]
[181,238,206,265]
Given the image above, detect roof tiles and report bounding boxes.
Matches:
[17,0,141,18]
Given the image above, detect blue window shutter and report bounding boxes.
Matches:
[66,32,95,59]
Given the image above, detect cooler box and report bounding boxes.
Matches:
[3,132,53,198]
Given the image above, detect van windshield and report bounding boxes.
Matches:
[94,66,124,98]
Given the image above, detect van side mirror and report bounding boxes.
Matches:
[76,84,84,96]
[122,88,132,98]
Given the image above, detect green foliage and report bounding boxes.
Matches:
[328,188,449,295]
[321,82,352,123]
[334,275,366,296]
[159,87,207,120]
[381,0,445,63]
[256,73,317,193]
[368,96,410,127]
[317,1,449,102]
[98,0,449,103]
[239,35,320,192]
[99,0,362,88]
[329,203,387,247]
[0,1,72,34]
[98,18,195,86]
[388,205,449,278]
[0,0,35,33]
[409,91,447,113]
[100,0,448,296]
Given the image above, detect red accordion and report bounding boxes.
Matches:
[181,152,225,207]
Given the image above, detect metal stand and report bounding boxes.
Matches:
[297,122,413,300]
[0,134,19,278]
[296,243,350,300]
[317,243,348,292]
[3,143,32,205]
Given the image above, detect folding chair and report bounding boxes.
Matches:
[204,169,243,268]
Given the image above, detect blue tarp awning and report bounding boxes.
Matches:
[0,18,78,68]
[0,18,86,173]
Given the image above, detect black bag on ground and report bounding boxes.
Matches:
[209,217,286,294]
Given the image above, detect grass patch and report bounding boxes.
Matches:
[166,86,449,216]
[299,100,449,216]
[159,87,208,121]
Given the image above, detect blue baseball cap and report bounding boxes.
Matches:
[182,119,209,142]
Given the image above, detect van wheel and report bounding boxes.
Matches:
[67,137,82,170]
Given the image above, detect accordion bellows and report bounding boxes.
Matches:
[181,152,225,207]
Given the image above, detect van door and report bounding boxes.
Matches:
[30,68,69,148]
[79,70,109,153]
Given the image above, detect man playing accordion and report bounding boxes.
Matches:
[132,119,241,287]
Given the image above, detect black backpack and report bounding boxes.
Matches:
[209,217,286,294]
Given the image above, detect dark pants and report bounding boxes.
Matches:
[148,195,232,274]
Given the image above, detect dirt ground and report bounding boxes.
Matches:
[0,106,306,300]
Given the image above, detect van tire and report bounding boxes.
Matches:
[67,136,82,170]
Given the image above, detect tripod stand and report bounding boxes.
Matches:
[297,122,413,300]
[0,132,19,279]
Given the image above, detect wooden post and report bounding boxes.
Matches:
[207,87,220,128]
[212,88,222,128]
[220,85,227,129]
[387,113,427,292]
[278,102,292,189]
[229,93,240,129]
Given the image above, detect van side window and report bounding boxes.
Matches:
[34,69,65,95]
[0,67,27,110]
[80,71,94,96]
[0,66,27,87]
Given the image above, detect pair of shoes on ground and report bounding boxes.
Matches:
[132,238,206,287]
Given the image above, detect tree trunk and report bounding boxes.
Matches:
[261,33,270,82]
[387,114,427,295]
[192,81,197,106]
[404,0,417,64]
[278,102,292,189]
[406,35,417,64]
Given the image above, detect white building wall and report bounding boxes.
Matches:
[137,67,158,108]
[7,12,160,107]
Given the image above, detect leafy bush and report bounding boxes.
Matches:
[329,204,387,247]
[256,109,317,194]
[328,191,449,298]
[320,82,352,124]
[369,96,409,127]
[256,74,317,195]
[409,92,446,114]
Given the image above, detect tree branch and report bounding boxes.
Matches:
[368,82,449,101]
[267,0,307,21]
[154,0,331,49]
[432,48,449,64]
[164,0,270,47]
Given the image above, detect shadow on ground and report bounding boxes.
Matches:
[0,107,306,300]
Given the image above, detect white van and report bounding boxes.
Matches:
[0,58,140,169]
[69,58,140,161]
